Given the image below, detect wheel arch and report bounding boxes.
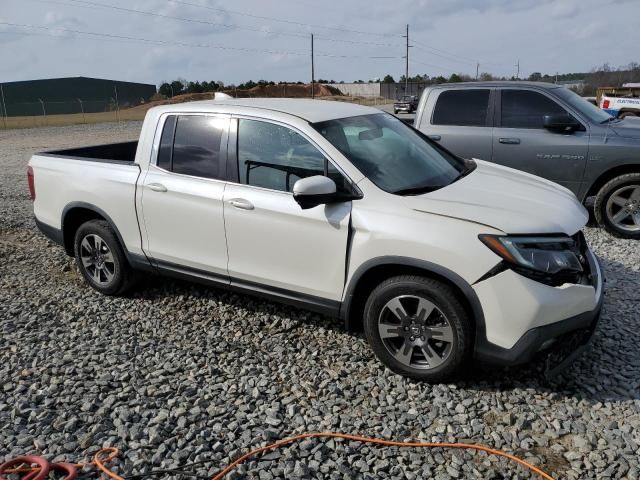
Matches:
[585,164,640,200]
[340,256,486,347]
[61,202,130,260]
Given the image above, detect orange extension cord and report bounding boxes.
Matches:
[2,432,555,480]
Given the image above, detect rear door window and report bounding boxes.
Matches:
[432,89,490,127]
[500,90,566,129]
[156,115,226,180]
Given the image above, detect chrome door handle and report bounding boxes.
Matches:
[498,137,521,144]
[428,135,441,141]
[147,183,167,192]
[228,198,254,210]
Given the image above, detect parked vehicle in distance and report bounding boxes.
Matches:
[597,86,640,119]
[394,95,419,114]
[29,98,602,381]
[414,81,640,238]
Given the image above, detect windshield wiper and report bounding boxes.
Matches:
[393,185,444,195]
[601,116,619,124]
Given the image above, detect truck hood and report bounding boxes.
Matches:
[611,116,640,139]
[403,160,588,235]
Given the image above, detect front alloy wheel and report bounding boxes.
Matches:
[605,185,640,234]
[594,172,640,239]
[364,275,471,381]
[377,295,454,369]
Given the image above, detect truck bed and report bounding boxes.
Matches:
[41,141,138,164]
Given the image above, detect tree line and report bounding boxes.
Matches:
[158,61,639,98]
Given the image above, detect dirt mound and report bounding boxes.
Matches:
[245,83,342,98]
[124,84,344,113]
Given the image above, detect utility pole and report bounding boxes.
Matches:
[114,85,120,123]
[403,24,409,92]
[77,98,85,123]
[476,62,480,80]
[515,60,520,80]
[555,71,558,84]
[311,33,315,99]
[0,83,7,129]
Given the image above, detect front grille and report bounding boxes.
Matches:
[571,231,596,286]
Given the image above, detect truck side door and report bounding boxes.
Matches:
[415,88,494,161]
[492,88,588,195]
[222,117,352,302]
[139,113,230,276]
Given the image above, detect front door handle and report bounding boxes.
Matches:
[498,137,521,145]
[147,183,167,192]
[228,198,254,210]
[428,135,441,141]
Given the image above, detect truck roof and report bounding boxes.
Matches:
[427,81,563,89]
[153,98,382,123]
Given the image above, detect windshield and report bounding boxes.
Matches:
[400,96,413,102]
[312,113,466,194]
[554,87,612,124]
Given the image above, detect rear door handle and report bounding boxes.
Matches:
[228,198,254,210]
[498,137,521,145]
[147,183,167,192]
[428,135,441,141]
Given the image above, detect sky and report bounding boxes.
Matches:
[0,0,638,87]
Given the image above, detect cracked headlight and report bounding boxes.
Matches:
[479,234,584,285]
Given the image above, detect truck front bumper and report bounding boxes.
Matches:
[473,248,603,372]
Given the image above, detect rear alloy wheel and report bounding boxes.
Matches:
[364,276,471,382]
[80,234,116,286]
[74,219,137,295]
[594,173,640,239]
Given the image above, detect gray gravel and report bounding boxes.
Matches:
[1,122,639,479]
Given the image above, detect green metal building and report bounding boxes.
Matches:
[0,76,156,117]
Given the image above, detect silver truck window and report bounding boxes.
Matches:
[432,89,490,127]
[501,90,566,129]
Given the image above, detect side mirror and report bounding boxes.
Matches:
[543,114,581,133]
[293,175,337,210]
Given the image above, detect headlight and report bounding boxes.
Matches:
[479,234,584,285]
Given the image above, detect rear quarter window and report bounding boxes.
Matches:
[432,89,490,127]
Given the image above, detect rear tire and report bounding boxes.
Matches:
[363,275,472,382]
[594,173,640,239]
[74,220,137,295]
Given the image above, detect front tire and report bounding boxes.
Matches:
[74,220,136,295]
[594,173,640,239]
[363,276,472,382]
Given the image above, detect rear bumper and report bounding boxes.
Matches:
[474,249,603,371]
[35,216,64,246]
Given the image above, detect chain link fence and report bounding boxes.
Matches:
[0,91,393,130]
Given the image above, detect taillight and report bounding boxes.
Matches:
[27,166,35,201]
[603,99,610,109]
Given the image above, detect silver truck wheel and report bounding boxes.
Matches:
[595,173,640,239]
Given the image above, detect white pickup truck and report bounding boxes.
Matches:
[29,98,603,381]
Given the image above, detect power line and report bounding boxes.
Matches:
[411,59,462,74]
[166,0,404,38]
[0,21,401,60]
[29,0,404,48]
[51,0,310,39]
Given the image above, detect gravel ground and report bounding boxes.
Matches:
[1,122,639,479]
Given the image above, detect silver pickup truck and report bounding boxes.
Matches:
[414,81,640,239]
